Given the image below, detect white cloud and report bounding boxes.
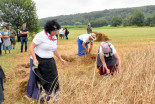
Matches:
[33,0,155,19]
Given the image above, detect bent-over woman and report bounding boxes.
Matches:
[77,33,96,56]
[26,20,66,101]
[97,41,121,75]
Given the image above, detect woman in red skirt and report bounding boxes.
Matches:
[97,41,121,75]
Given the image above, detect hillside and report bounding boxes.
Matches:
[39,5,155,26]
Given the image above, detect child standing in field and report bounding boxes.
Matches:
[0,66,5,104]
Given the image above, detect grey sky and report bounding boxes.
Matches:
[33,0,155,19]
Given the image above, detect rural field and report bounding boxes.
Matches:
[0,27,155,104]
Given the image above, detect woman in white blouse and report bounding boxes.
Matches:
[26,20,66,101]
[77,33,96,56]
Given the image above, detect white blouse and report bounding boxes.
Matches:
[79,34,94,43]
[31,30,57,58]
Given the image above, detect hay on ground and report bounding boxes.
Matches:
[61,55,75,62]
[79,54,97,64]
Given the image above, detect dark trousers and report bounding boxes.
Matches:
[65,34,68,40]
[21,37,28,52]
[17,36,21,42]
[0,43,2,55]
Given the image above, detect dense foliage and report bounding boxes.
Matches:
[39,5,155,27]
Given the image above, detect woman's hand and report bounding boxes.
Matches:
[60,58,67,65]
[105,68,110,74]
[33,59,39,66]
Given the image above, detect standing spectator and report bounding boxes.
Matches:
[0,32,2,56]
[1,26,12,54]
[0,65,5,104]
[64,28,69,40]
[87,24,92,34]
[62,28,66,40]
[9,26,17,49]
[20,23,29,53]
[16,29,21,42]
[59,28,64,40]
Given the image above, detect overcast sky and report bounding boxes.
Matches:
[33,0,155,19]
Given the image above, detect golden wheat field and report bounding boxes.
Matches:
[1,27,155,104]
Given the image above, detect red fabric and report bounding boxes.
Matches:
[97,65,118,75]
[45,31,57,41]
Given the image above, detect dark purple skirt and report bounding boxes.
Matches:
[26,58,59,100]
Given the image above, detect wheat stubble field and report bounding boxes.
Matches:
[1,27,155,104]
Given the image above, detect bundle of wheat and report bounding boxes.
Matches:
[92,31,111,41]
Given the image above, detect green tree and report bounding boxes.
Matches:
[0,0,39,35]
[145,17,152,26]
[125,13,133,26]
[110,16,122,27]
[151,12,155,24]
[74,22,82,25]
[90,18,108,27]
[122,19,128,27]
[131,10,145,26]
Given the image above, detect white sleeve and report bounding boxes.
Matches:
[33,34,42,45]
[83,38,87,43]
[110,44,117,54]
[99,46,104,56]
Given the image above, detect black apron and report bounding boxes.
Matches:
[34,55,59,92]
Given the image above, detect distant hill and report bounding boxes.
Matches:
[39,5,155,26]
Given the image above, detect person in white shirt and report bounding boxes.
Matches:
[59,28,64,40]
[97,41,121,75]
[77,33,96,56]
[26,20,66,101]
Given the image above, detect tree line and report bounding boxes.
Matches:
[39,5,155,27]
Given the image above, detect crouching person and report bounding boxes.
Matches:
[97,41,121,75]
[77,33,96,56]
[0,66,5,104]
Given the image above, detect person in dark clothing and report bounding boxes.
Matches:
[20,23,29,53]
[16,29,21,42]
[26,20,66,102]
[0,66,5,104]
[97,41,121,75]
[87,24,92,34]
[64,28,69,40]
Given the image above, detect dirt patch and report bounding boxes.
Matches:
[92,31,111,41]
